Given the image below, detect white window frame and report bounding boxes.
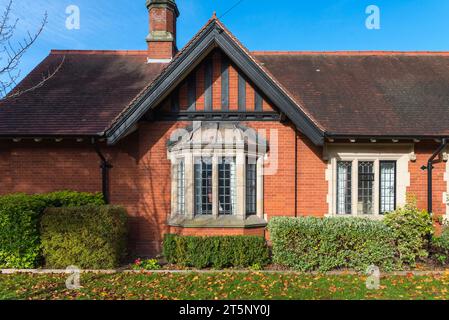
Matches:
[325,144,413,218]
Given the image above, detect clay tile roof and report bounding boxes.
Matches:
[2,38,449,139]
[253,51,449,137]
[0,50,166,136]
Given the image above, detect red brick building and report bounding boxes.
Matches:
[2,0,449,256]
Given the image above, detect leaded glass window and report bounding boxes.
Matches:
[358,161,374,215]
[194,157,213,215]
[218,157,236,215]
[380,161,396,214]
[246,158,257,215]
[337,161,352,215]
[177,160,185,215]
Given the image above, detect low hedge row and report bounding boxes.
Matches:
[163,234,270,269]
[268,217,397,272]
[41,205,128,269]
[0,191,104,268]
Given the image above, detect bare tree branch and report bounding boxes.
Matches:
[0,0,18,44]
[0,0,48,99]
[4,55,65,100]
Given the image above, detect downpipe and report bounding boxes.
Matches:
[92,139,113,204]
[423,138,448,214]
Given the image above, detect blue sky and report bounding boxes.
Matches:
[2,0,449,83]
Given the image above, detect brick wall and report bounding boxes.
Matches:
[297,133,328,217]
[149,7,175,35]
[148,41,175,60]
[0,127,446,256]
[408,142,447,220]
[0,140,102,194]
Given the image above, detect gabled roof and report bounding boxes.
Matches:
[0,51,166,136]
[105,17,325,145]
[254,51,449,138]
[3,17,449,144]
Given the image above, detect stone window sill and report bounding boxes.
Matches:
[168,215,267,229]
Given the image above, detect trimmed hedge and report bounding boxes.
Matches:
[163,234,270,269]
[0,191,104,268]
[38,191,105,208]
[268,217,397,272]
[41,205,128,269]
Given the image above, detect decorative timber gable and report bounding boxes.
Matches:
[154,49,281,121]
[105,17,325,146]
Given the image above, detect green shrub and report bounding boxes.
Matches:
[384,201,433,267]
[41,205,127,269]
[431,226,449,265]
[249,263,263,271]
[132,258,161,270]
[163,234,270,269]
[0,191,105,269]
[268,217,397,272]
[0,194,47,268]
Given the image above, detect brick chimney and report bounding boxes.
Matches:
[146,0,179,62]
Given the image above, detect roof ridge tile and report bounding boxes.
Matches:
[251,50,449,56]
[50,50,148,55]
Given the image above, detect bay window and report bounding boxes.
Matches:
[168,122,267,226]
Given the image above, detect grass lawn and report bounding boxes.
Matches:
[1,272,449,300]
